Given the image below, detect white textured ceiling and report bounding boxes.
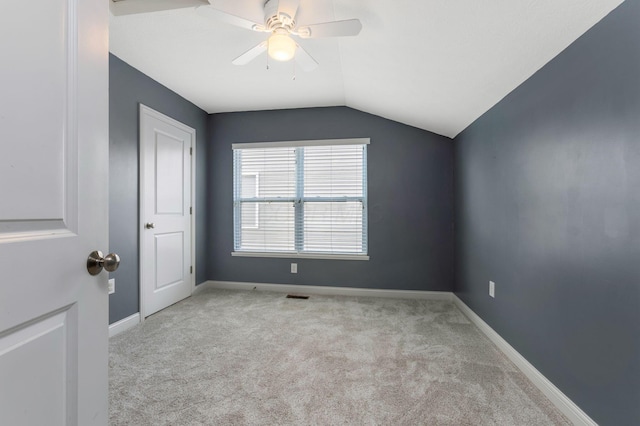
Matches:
[110,0,624,138]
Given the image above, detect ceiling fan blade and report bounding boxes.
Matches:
[110,0,208,16]
[294,44,318,72]
[232,41,268,65]
[275,0,300,22]
[297,19,362,38]
[195,5,266,32]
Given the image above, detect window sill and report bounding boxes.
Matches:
[231,251,369,261]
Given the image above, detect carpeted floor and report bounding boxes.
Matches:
[109,288,570,425]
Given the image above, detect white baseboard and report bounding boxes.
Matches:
[196,280,453,301]
[109,312,141,338]
[452,295,597,426]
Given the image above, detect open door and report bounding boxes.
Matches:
[0,0,109,424]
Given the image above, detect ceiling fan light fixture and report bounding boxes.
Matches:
[268,33,296,62]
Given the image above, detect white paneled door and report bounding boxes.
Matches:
[140,106,194,318]
[0,0,108,424]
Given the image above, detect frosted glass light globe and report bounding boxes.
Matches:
[268,34,296,62]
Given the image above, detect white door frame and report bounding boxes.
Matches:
[138,104,196,321]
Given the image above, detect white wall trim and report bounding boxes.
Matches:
[190,122,197,295]
[452,295,597,426]
[232,138,370,150]
[195,280,453,301]
[108,313,141,338]
[231,251,369,261]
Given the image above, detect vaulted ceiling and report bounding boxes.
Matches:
[110,0,624,138]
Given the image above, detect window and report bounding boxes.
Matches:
[232,138,369,260]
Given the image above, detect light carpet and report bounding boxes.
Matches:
[109,288,570,425]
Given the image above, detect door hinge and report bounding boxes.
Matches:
[190,266,193,274]
[190,147,193,155]
[190,206,192,215]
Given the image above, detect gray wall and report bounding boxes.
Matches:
[109,54,208,324]
[207,107,454,291]
[453,1,640,424]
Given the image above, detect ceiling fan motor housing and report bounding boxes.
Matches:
[264,0,296,32]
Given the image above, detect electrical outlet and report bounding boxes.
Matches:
[108,278,115,295]
[291,263,297,274]
[489,280,495,298]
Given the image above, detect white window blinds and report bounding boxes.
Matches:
[233,139,368,257]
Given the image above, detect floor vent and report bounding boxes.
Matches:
[286,294,309,299]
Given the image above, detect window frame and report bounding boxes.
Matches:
[232,138,370,261]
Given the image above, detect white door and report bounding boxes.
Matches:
[0,0,108,424]
[140,105,194,318]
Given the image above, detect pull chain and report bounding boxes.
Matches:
[292,60,296,81]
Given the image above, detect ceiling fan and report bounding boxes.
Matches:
[196,0,362,71]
